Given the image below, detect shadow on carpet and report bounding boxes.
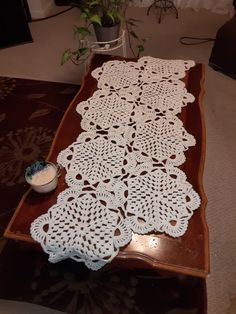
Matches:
[0,76,206,314]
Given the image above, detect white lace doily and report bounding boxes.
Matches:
[30,188,125,270]
[76,89,142,131]
[121,167,200,237]
[92,60,143,90]
[57,132,136,187]
[138,56,195,79]
[31,56,201,270]
[132,78,195,115]
[92,57,195,90]
[124,115,196,166]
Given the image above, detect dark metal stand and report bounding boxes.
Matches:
[147,0,178,23]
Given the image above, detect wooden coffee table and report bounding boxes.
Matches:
[4,54,209,278]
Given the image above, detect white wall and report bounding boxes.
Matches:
[27,0,56,19]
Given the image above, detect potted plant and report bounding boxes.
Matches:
[61,0,147,65]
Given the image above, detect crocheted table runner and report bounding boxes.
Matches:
[30,56,201,270]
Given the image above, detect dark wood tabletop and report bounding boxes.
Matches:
[4,54,209,278]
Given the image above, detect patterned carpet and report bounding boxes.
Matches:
[0,76,206,314]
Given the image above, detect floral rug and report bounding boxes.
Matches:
[0,76,206,314]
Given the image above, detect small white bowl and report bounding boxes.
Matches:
[25,162,61,193]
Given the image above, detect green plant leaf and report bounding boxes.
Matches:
[80,12,89,20]
[127,20,136,26]
[74,26,91,39]
[61,49,72,65]
[106,11,115,23]
[116,12,122,22]
[89,14,102,25]
[78,47,89,56]
[130,31,138,39]
[137,44,144,52]
[83,8,90,14]
[128,18,141,23]
[89,0,100,7]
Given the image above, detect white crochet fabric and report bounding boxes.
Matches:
[92,60,143,90]
[92,57,195,90]
[124,115,195,166]
[133,78,195,115]
[30,187,125,270]
[138,56,195,79]
[31,56,201,270]
[123,167,200,237]
[57,132,136,187]
[76,90,142,131]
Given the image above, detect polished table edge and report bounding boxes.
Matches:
[4,55,209,278]
[197,64,210,276]
[114,251,209,278]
